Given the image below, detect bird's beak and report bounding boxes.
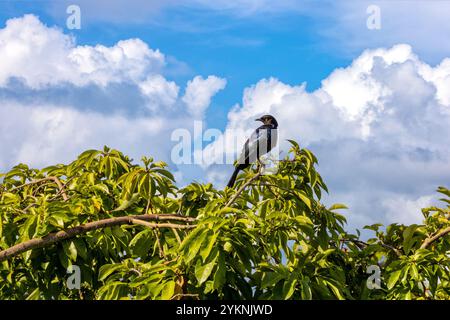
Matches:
[255,118,263,122]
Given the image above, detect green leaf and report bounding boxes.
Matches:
[138,174,152,199]
[410,264,420,281]
[199,230,219,262]
[387,270,402,290]
[328,204,348,211]
[300,277,312,300]
[155,169,175,182]
[19,215,37,242]
[412,248,433,261]
[98,282,127,300]
[195,250,219,285]
[287,139,300,150]
[326,281,344,300]
[58,249,71,269]
[98,264,124,281]
[213,253,226,290]
[261,272,284,289]
[129,230,153,257]
[282,275,297,299]
[112,193,140,212]
[180,227,209,264]
[295,215,313,226]
[63,241,78,261]
[25,288,40,300]
[363,224,383,232]
[298,191,312,210]
[437,186,450,198]
[1,193,21,205]
[401,265,411,284]
[93,183,110,194]
[73,239,88,260]
[403,224,418,255]
[160,281,175,300]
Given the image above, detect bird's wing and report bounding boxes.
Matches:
[237,127,276,165]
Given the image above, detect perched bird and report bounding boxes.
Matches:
[227,114,278,188]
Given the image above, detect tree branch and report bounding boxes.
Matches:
[420,226,450,249]
[11,176,69,201]
[130,218,196,230]
[342,238,402,257]
[0,214,196,262]
[225,171,262,207]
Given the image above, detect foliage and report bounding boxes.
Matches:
[0,142,449,300]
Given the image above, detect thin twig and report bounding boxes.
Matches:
[145,197,153,215]
[152,229,167,260]
[130,219,196,230]
[129,268,142,277]
[11,176,69,201]
[251,182,293,193]
[225,171,262,207]
[420,226,450,249]
[171,227,182,244]
[342,238,402,257]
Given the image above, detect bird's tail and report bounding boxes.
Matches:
[227,167,240,188]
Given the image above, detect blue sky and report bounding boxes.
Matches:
[1,0,450,233]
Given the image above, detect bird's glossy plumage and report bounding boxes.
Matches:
[227,115,278,188]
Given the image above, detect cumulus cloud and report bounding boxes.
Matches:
[0,102,168,169]
[0,15,165,88]
[139,75,180,109]
[382,194,435,225]
[182,75,227,117]
[0,15,224,185]
[203,44,450,231]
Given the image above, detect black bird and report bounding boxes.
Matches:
[227,114,278,188]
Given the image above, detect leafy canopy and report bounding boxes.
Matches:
[0,142,449,300]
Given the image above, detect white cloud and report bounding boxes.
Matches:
[0,15,224,186]
[419,58,450,107]
[139,74,180,109]
[0,102,167,169]
[382,194,435,225]
[182,75,226,117]
[0,15,165,89]
[320,44,415,120]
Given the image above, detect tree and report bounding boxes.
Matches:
[0,142,449,300]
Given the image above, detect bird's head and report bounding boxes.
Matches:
[256,115,278,128]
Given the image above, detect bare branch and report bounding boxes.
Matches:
[226,171,262,207]
[153,229,167,259]
[130,218,196,230]
[420,226,450,249]
[0,213,196,262]
[11,176,69,201]
[342,238,402,257]
[171,227,182,244]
